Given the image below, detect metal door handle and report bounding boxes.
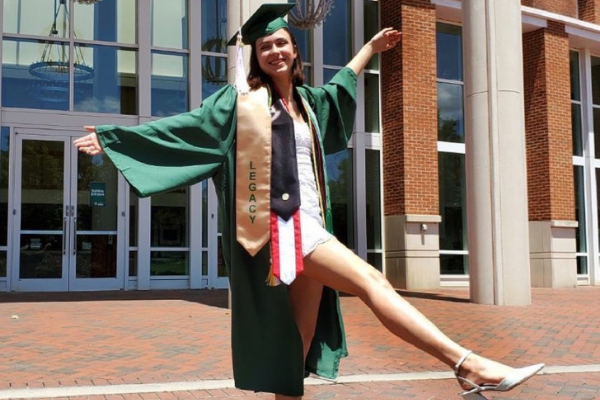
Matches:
[72,218,77,255]
[62,217,67,255]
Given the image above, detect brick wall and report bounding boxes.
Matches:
[578,0,600,23]
[381,0,438,216]
[521,0,577,17]
[523,21,575,221]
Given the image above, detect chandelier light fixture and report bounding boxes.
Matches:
[74,0,103,4]
[288,0,334,30]
[29,0,94,103]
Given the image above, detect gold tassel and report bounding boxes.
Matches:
[265,262,281,287]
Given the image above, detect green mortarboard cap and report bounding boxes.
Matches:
[227,3,295,46]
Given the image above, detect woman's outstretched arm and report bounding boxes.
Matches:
[346,27,401,76]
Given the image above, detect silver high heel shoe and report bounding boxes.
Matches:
[454,350,545,400]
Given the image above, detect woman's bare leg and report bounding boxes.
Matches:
[274,275,323,400]
[303,237,515,388]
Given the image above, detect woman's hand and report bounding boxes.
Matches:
[73,126,104,155]
[369,28,401,54]
[346,27,401,76]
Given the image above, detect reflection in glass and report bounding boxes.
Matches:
[0,252,6,278]
[289,24,311,63]
[575,166,586,275]
[323,67,339,84]
[436,23,462,81]
[593,108,600,157]
[77,153,118,232]
[21,140,64,231]
[2,39,70,110]
[76,234,117,278]
[129,251,137,277]
[202,181,208,248]
[364,0,379,70]
[74,45,137,115]
[366,150,381,250]
[152,52,189,116]
[130,189,138,247]
[218,236,228,277]
[0,128,8,247]
[202,55,227,99]
[3,0,68,37]
[440,254,469,275]
[151,188,189,248]
[367,252,382,272]
[20,234,63,279]
[592,56,600,105]
[570,51,580,101]
[303,66,312,86]
[365,73,380,133]
[326,149,354,248]
[152,0,188,49]
[577,256,588,275]
[151,251,189,276]
[323,0,351,66]
[439,152,467,254]
[74,0,136,44]
[201,0,228,55]
[572,103,583,157]
[202,251,208,276]
[438,82,464,143]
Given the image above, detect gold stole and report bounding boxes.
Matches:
[235,87,272,255]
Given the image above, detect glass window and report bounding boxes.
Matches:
[201,55,227,99]
[323,0,351,66]
[0,252,6,279]
[2,38,70,110]
[439,152,467,274]
[570,51,580,101]
[3,0,67,37]
[436,23,463,81]
[364,0,379,70]
[129,188,138,277]
[289,25,311,64]
[74,0,136,44]
[441,254,469,275]
[327,149,354,249]
[0,128,8,251]
[152,52,189,116]
[73,45,137,115]
[323,67,339,84]
[591,56,600,105]
[151,189,189,246]
[365,73,380,133]
[575,166,586,274]
[572,103,583,157]
[152,0,188,49]
[201,0,227,54]
[593,108,600,157]
[366,150,382,251]
[151,251,189,276]
[438,82,465,143]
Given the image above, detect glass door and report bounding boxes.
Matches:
[12,130,123,291]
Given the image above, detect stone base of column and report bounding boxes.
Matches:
[384,214,441,290]
[529,220,578,288]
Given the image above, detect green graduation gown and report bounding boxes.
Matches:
[95,67,358,396]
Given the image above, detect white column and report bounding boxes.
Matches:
[462,0,532,305]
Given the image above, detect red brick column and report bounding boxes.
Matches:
[523,21,574,222]
[523,21,577,287]
[578,0,600,22]
[521,0,577,17]
[381,0,440,290]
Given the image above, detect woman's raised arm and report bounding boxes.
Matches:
[346,27,401,76]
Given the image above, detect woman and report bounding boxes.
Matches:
[74,4,543,400]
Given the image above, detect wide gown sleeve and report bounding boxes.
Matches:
[95,85,238,197]
[297,67,357,154]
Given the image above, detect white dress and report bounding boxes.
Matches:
[293,119,333,256]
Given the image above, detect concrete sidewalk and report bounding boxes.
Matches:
[0,287,599,399]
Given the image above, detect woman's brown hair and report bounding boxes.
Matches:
[247,28,305,90]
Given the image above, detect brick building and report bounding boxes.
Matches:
[0,0,597,296]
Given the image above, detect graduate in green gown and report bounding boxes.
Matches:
[74,4,543,400]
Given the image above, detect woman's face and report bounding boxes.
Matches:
[255,29,297,80]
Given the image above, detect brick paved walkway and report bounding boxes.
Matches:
[1,287,599,399]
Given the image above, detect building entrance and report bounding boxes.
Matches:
[11,129,123,291]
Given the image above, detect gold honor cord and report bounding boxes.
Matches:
[235,87,272,256]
